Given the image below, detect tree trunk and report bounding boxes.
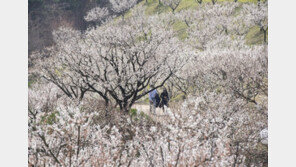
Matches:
[124,105,131,113]
[185,20,190,27]
[121,100,131,113]
[195,0,203,4]
[261,27,268,44]
[263,30,267,43]
[257,0,261,6]
[263,29,267,44]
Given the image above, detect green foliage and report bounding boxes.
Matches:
[136,31,152,42]
[142,0,266,15]
[41,112,59,125]
[28,74,39,88]
[139,0,267,42]
[143,0,171,15]
[28,80,34,88]
[245,26,266,45]
[176,0,200,12]
[144,97,150,103]
[128,108,154,122]
[139,111,154,122]
[123,9,133,19]
[28,76,36,88]
[171,93,186,102]
[172,20,188,40]
[129,108,138,117]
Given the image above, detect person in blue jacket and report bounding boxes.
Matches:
[149,85,160,114]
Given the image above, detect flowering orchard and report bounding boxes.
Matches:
[29,0,268,166]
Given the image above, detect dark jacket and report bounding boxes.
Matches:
[160,89,169,107]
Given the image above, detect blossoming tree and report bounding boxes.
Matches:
[39,8,188,112]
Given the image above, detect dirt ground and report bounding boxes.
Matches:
[132,103,169,123]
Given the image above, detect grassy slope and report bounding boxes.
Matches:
[143,0,266,15]
[135,0,266,45]
[131,0,267,102]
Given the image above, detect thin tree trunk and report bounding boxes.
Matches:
[261,27,268,44]
[211,0,217,5]
[76,126,81,159]
[233,142,240,167]
[174,147,182,167]
[263,29,267,44]
[69,146,72,167]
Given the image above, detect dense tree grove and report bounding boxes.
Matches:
[29,0,268,166]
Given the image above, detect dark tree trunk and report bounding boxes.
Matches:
[185,20,190,27]
[261,27,268,44]
[263,29,267,43]
[195,0,203,4]
[121,102,131,113]
[257,0,262,6]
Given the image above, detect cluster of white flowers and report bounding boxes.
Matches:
[29,84,267,166]
[84,7,109,22]
[110,0,137,14]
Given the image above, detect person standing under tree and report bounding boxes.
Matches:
[160,87,169,111]
[149,85,160,114]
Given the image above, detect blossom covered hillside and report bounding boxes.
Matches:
[28,0,268,166]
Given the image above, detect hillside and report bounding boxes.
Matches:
[136,0,267,45]
[29,0,267,54]
[28,0,268,166]
[28,0,109,53]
